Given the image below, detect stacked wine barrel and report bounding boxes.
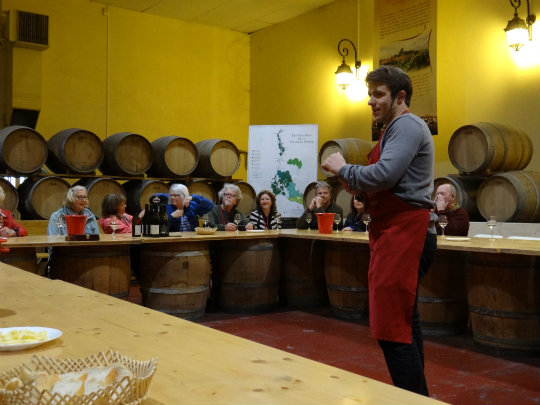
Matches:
[446,122,538,222]
[0,125,256,219]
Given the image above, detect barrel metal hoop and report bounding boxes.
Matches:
[142,250,209,257]
[142,285,208,294]
[157,307,206,315]
[222,281,279,289]
[473,332,540,350]
[469,305,539,319]
[326,283,368,293]
[110,290,129,299]
[60,251,127,258]
[418,296,467,304]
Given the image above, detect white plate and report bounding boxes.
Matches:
[246,229,266,233]
[0,327,62,351]
[444,237,471,241]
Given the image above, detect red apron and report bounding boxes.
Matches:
[366,131,429,343]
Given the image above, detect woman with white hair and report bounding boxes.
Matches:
[207,183,253,231]
[47,185,100,235]
[167,183,214,231]
[0,185,27,237]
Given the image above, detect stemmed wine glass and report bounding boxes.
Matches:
[55,216,65,236]
[202,214,209,228]
[110,218,119,239]
[362,213,371,235]
[305,213,312,230]
[438,214,448,239]
[487,216,497,240]
[333,213,341,232]
[234,214,241,234]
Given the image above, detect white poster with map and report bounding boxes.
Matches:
[248,124,318,218]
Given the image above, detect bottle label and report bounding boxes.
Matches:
[150,224,159,236]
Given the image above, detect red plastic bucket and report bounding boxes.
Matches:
[316,213,335,234]
[64,215,86,235]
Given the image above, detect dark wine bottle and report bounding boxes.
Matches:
[149,204,160,237]
[142,204,150,237]
[159,203,169,237]
[132,212,142,237]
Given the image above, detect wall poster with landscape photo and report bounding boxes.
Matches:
[373,0,437,140]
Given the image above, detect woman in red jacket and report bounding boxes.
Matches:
[0,185,27,237]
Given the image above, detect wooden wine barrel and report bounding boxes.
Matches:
[0,125,48,174]
[0,247,38,273]
[187,180,217,203]
[433,175,485,220]
[333,182,353,216]
[49,245,131,298]
[280,238,328,307]
[46,128,104,174]
[17,176,70,219]
[123,179,169,216]
[0,178,19,212]
[147,135,198,178]
[75,178,125,217]
[215,239,280,313]
[325,242,369,319]
[418,250,469,336]
[235,181,256,215]
[194,139,240,178]
[476,171,540,222]
[302,182,318,209]
[448,122,533,175]
[467,252,540,355]
[100,132,153,176]
[319,138,374,178]
[139,241,211,320]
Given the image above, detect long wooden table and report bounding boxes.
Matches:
[0,263,447,405]
[2,229,539,256]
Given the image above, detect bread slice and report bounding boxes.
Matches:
[50,371,87,397]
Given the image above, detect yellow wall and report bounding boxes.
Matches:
[2,0,250,179]
[251,0,540,179]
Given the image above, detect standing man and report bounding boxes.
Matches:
[296,181,343,229]
[434,183,470,236]
[322,65,437,396]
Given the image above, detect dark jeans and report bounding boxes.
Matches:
[377,232,437,396]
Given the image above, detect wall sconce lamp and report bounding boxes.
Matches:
[504,0,536,51]
[335,39,361,90]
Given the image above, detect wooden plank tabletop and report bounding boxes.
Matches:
[2,229,538,255]
[0,263,447,405]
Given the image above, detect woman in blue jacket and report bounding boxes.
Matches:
[167,183,214,231]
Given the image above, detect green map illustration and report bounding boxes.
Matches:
[270,130,304,204]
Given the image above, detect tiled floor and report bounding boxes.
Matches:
[129,287,540,405]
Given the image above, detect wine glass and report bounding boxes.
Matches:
[234,214,241,234]
[438,214,448,239]
[487,216,497,240]
[110,218,119,239]
[362,213,371,234]
[305,213,312,230]
[55,216,65,236]
[333,213,341,232]
[202,214,209,228]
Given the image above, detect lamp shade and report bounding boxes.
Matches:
[335,62,353,90]
[505,14,529,50]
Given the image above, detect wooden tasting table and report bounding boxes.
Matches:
[0,262,447,405]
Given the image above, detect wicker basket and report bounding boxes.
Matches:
[0,350,157,405]
[195,227,217,235]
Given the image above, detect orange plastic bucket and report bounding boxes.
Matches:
[316,213,335,234]
[64,215,86,235]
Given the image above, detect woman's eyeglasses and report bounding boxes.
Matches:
[223,193,237,198]
[76,196,88,200]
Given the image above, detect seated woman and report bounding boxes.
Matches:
[343,193,367,232]
[99,193,133,234]
[249,190,282,230]
[47,185,100,235]
[167,184,214,232]
[0,185,27,237]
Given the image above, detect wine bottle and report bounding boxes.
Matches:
[142,204,150,237]
[132,212,142,237]
[149,204,160,237]
[159,203,169,237]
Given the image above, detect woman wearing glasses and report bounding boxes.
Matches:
[207,184,253,231]
[167,183,214,232]
[47,185,100,235]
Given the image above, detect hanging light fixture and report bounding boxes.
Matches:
[335,39,361,90]
[504,0,536,51]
